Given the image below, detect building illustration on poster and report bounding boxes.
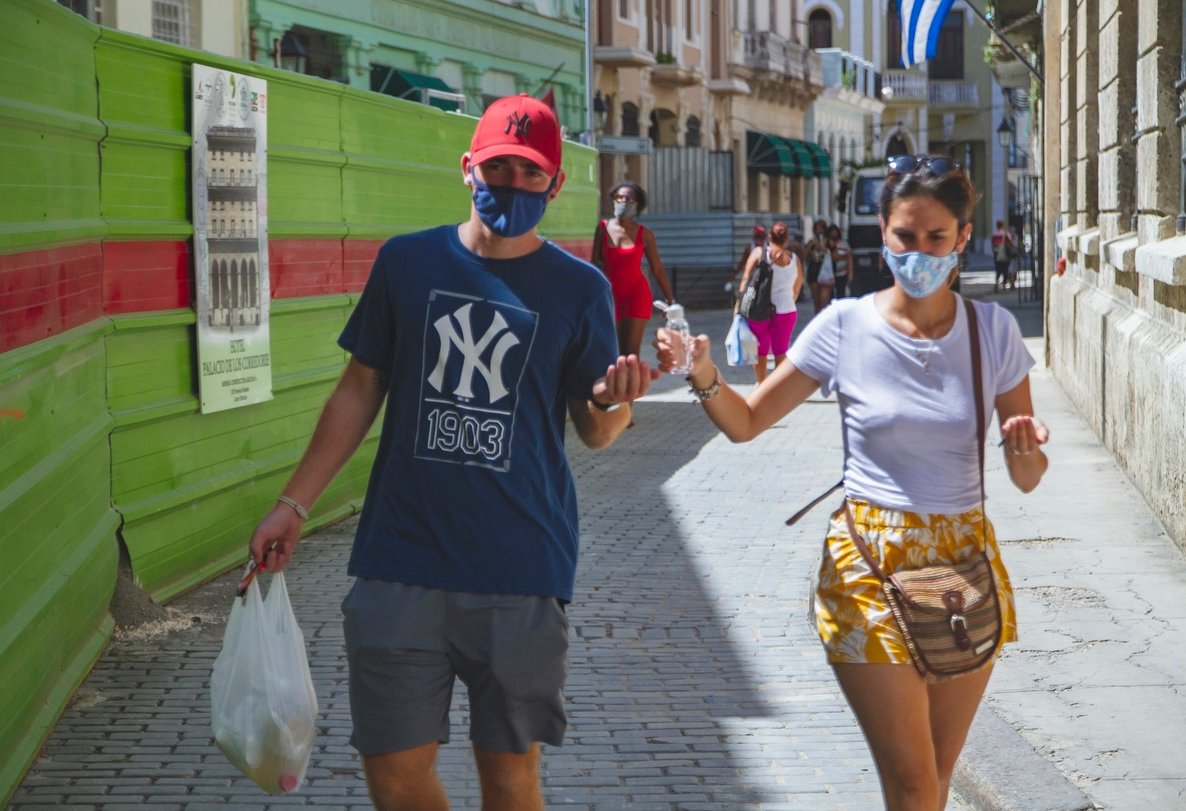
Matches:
[205,127,261,328]
[191,65,272,414]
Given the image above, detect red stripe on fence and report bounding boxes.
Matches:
[103,241,192,314]
[2,235,593,354]
[0,243,104,354]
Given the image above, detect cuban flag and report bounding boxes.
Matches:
[898,0,956,68]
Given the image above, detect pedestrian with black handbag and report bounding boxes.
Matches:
[736,222,803,383]
[655,155,1049,811]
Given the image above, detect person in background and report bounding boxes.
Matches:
[735,221,803,383]
[827,223,853,299]
[1007,225,1022,290]
[655,153,1049,811]
[991,220,1016,292]
[591,182,675,357]
[805,219,831,313]
[246,94,657,811]
[729,225,768,305]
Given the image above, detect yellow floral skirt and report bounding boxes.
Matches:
[814,499,1017,665]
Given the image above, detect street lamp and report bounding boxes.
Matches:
[279,30,308,75]
[997,116,1014,149]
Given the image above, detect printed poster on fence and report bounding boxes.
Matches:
[191,64,272,414]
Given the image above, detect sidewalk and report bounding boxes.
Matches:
[9,268,1185,809]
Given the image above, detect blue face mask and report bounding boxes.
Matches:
[470,170,555,237]
[882,246,959,298]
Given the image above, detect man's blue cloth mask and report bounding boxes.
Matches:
[470,169,557,238]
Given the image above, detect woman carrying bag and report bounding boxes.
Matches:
[805,219,831,314]
[656,155,1049,810]
[736,221,803,383]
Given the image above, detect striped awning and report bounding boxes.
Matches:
[746,131,832,178]
[803,140,833,177]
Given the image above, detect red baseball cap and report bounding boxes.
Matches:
[469,94,562,176]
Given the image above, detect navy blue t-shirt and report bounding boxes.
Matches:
[338,225,618,601]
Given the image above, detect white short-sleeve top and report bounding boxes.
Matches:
[787,294,1034,514]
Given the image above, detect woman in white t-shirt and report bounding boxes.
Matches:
[656,155,1050,810]
[735,221,803,383]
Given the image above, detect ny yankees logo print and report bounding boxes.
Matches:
[427,303,520,402]
[417,291,538,472]
[505,112,532,139]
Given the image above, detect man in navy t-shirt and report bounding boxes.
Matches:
[248,94,657,810]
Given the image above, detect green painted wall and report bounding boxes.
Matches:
[250,0,590,136]
[0,322,120,805]
[0,0,105,252]
[0,0,597,802]
[0,3,115,800]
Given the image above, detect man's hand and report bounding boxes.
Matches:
[247,503,303,573]
[591,354,660,407]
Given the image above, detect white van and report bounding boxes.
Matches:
[846,167,893,295]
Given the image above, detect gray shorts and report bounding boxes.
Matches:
[342,579,570,755]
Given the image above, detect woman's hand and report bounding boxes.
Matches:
[1000,414,1049,456]
[999,414,1049,493]
[654,329,713,383]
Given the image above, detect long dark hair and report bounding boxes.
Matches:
[879,160,980,227]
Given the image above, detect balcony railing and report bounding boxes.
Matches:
[817,48,882,103]
[743,31,822,85]
[928,80,980,107]
[883,69,928,101]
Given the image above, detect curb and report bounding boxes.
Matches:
[953,705,1099,811]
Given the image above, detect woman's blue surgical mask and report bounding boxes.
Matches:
[470,170,556,237]
[613,201,637,219]
[882,246,959,298]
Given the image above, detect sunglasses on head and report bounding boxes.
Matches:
[886,154,962,176]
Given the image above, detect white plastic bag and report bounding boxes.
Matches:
[818,252,836,285]
[211,568,318,795]
[725,313,759,366]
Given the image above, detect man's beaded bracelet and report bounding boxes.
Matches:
[687,370,722,403]
[277,494,309,521]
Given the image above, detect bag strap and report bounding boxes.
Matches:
[965,297,986,504]
[845,297,987,582]
[785,479,843,527]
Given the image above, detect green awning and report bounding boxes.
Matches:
[746,131,831,177]
[784,138,816,178]
[747,131,807,177]
[803,141,833,177]
[372,66,462,112]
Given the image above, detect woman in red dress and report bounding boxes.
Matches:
[591,182,674,357]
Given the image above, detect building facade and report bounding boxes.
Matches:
[62,0,589,135]
[1043,0,1186,552]
[778,1,1009,252]
[57,0,251,57]
[802,0,886,229]
[591,0,824,218]
[249,0,588,135]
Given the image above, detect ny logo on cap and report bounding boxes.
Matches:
[505,112,532,139]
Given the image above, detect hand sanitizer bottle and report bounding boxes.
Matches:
[654,300,691,375]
